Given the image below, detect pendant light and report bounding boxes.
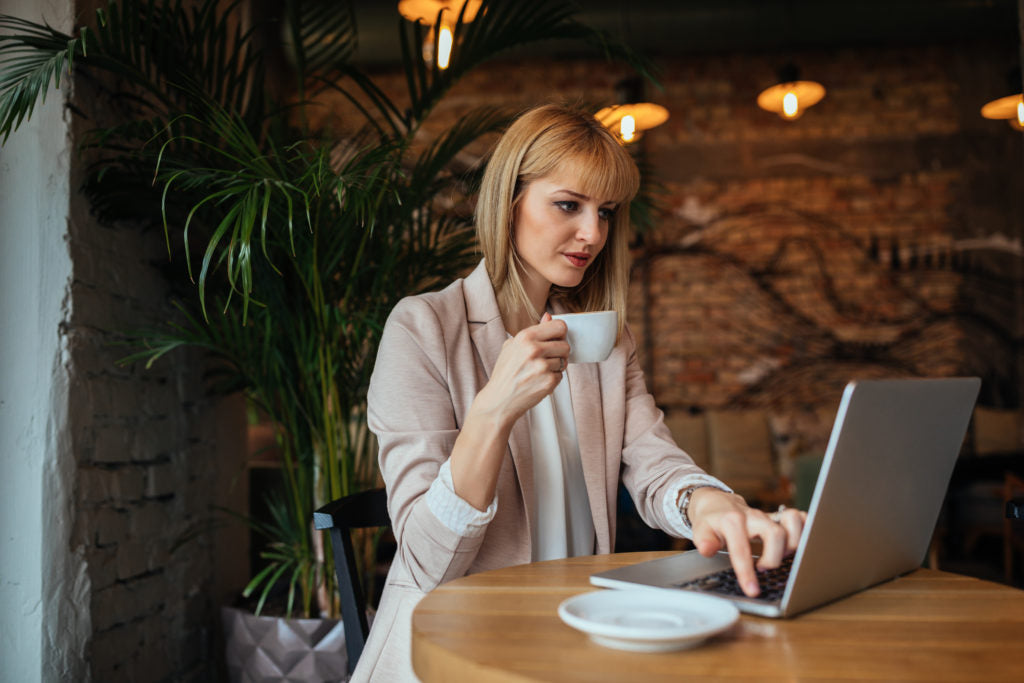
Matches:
[757,63,826,121]
[595,78,669,145]
[981,94,1024,131]
[981,69,1024,131]
[397,0,481,70]
[595,103,669,144]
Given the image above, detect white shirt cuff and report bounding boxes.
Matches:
[425,459,498,538]
[662,474,733,539]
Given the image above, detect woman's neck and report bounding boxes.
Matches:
[496,269,550,335]
[502,305,542,336]
[500,290,550,335]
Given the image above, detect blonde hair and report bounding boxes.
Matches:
[475,104,640,336]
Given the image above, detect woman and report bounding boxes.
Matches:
[354,104,806,681]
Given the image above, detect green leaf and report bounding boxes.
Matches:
[0,17,86,142]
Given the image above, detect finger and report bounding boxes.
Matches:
[717,514,760,597]
[543,340,570,361]
[512,334,568,365]
[540,312,552,322]
[691,522,725,558]
[754,516,787,570]
[534,318,567,340]
[779,509,806,554]
[515,318,564,343]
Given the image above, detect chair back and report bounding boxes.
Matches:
[706,409,778,501]
[313,487,390,675]
[973,407,1022,455]
[663,410,710,471]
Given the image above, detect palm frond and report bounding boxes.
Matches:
[291,0,358,77]
[0,16,88,142]
[1,0,267,142]
[310,70,406,139]
[397,0,657,125]
[148,103,398,319]
[86,0,262,121]
[405,105,510,198]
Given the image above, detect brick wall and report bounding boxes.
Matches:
[323,39,1024,457]
[63,3,243,673]
[627,42,1024,456]
[66,200,227,681]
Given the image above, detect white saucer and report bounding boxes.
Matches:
[557,588,739,652]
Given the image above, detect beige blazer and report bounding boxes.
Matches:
[353,261,708,681]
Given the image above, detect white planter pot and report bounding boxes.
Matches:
[221,606,349,683]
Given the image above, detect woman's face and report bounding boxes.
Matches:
[512,163,617,302]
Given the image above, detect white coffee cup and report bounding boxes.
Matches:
[551,310,618,363]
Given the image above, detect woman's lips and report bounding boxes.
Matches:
[564,252,590,267]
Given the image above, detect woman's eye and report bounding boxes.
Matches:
[555,201,578,212]
[598,207,616,221]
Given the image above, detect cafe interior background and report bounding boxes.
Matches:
[2,0,1023,680]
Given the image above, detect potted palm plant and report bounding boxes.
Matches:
[0,0,652,677]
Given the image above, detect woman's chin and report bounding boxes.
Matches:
[551,272,585,289]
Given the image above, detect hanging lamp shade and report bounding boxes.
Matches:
[398,0,481,70]
[757,64,825,120]
[981,93,1024,131]
[595,103,669,144]
[980,67,1023,131]
[397,0,482,24]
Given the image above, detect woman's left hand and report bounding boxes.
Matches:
[685,488,807,598]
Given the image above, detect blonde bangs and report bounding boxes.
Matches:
[574,134,641,208]
[519,130,639,208]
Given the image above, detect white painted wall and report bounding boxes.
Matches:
[0,1,88,681]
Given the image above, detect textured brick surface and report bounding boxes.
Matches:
[317,42,1024,461]
[65,48,223,679]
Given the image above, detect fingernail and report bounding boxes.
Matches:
[745,580,759,595]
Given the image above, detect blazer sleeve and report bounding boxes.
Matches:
[366,295,491,592]
[617,325,728,535]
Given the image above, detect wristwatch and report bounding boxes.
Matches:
[678,485,710,529]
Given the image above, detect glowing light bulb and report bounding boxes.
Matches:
[1017,98,1024,128]
[782,91,799,119]
[437,25,453,69]
[620,114,636,142]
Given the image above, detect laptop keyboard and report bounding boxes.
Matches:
[675,555,794,602]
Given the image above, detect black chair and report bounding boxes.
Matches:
[313,487,390,675]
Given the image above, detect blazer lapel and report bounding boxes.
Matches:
[464,261,535,534]
[567,362,611,552]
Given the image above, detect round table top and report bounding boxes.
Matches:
[412,551,1024,682]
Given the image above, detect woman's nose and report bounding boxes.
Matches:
[575,210,602,243]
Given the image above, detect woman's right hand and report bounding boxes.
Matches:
[471,313,570,427]
[451,313,568,510]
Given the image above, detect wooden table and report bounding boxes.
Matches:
[412,551,1024,682]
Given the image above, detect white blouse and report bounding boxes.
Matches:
[525,375,595,560]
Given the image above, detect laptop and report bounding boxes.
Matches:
[592,377,981,618]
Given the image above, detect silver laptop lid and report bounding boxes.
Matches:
[780,377,980,615]
[591,377,981,617]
